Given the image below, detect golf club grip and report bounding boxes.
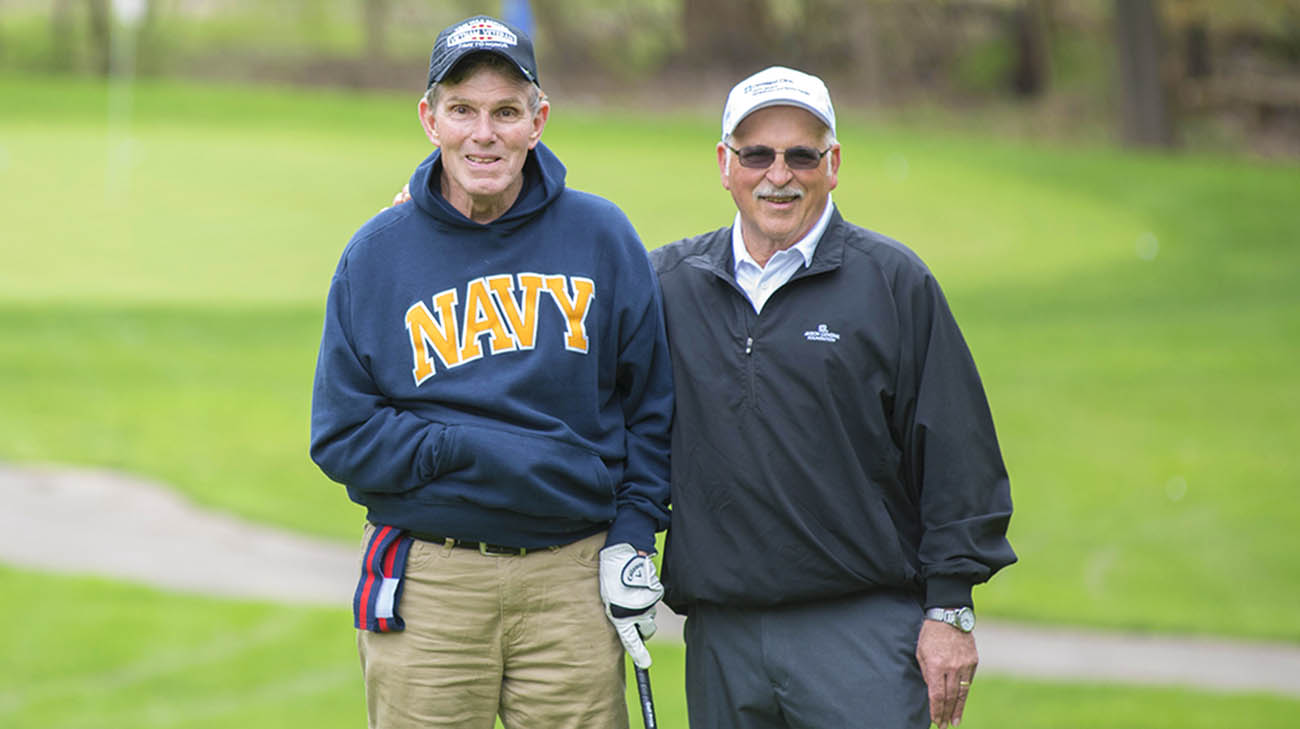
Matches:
[634,665,657,729]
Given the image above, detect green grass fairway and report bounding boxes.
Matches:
[0,566,688,729]
[0,567,362,728]
[2,73,1299,725]
[2,567,1293,729]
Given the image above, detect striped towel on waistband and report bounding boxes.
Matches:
[354,525,414,633]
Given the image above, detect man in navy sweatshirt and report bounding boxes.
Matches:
[309,15,672,729]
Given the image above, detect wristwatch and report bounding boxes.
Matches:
[925,606,976,633]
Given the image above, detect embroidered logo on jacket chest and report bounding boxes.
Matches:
[803,323,841,342]
[404,273,594,385]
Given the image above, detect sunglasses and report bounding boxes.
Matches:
[725,143,831,170]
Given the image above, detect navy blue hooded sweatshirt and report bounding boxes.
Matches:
[310,143,672,552]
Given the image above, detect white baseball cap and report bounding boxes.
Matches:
[721,66,836,140]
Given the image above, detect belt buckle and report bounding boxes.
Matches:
[479,542,526,557]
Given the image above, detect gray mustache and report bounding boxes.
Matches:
[754,185,803,200]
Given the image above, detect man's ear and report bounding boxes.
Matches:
[717,142,731,191]
[826,143,841,192]
[527,98,551,149]
[418,97,439,146]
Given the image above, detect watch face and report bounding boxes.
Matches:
[957,608,976,632]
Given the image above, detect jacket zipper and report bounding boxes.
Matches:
[744,330,757,411]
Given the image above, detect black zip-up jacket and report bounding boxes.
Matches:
[650,208,1016,612]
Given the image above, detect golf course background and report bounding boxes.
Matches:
[2,73,1298,726]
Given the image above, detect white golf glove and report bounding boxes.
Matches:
[598,543,663,669]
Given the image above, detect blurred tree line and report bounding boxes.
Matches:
[4,0,1299,154]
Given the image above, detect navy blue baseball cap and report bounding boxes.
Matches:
[427,15,539,89]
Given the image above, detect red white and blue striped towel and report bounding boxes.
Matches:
[353,525,414,633]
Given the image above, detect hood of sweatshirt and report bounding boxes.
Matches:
[408,141,567,234]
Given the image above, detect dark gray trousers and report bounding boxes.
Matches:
[683,590,929,729]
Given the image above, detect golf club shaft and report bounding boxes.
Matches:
[635,665,657,729]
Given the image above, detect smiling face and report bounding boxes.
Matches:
[418,66,549,223]
[718,105,840,263]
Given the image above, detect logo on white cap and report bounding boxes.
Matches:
[448,18,518,48]
[743,77,810,97]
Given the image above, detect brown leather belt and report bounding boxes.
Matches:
[409,532,528,556]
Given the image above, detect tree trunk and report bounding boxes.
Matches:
[86,0,111,76]
[51,0,77,71]
[846,1,886,104]
[1114,0,1177,147]
[1010,0,1051,97]
[363,0,389,62]
[1184,20,1211,79]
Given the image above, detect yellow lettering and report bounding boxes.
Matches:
[406,273,593,384]
[404,289,461,384]
[460,278,515,361]
[488,273,544,350]
[544,275,595,353]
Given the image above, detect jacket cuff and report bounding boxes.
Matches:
[925,576,973,609]
[605,508,659,554]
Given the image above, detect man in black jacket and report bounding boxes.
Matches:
[650,66,1016,729]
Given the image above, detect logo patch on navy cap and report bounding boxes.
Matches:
[448,19,518,48]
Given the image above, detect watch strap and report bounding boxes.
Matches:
[925,607,953,623]
[925,606,975,632]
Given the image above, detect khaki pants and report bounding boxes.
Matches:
[358,527,628,729]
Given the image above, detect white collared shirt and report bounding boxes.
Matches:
[731,195,834,314]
